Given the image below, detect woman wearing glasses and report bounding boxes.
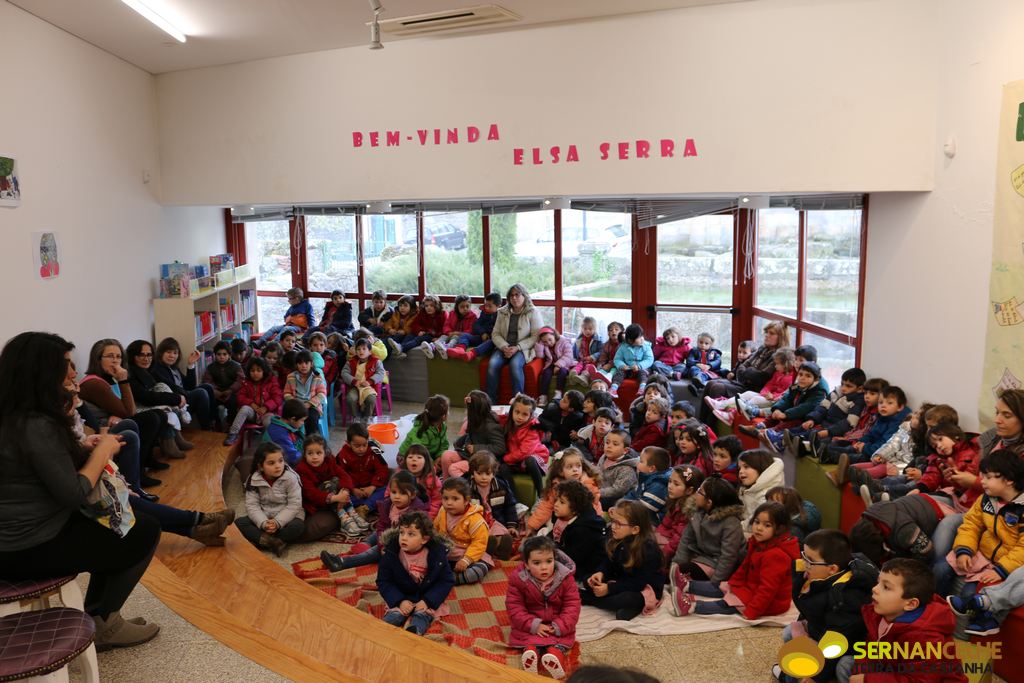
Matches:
[125,339,193,455]
[79,339,173,476]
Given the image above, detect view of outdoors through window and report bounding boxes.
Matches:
[805,209,861,335]
[423,211,482,295]
[755,208,799,317]
[561,210,632,301]
[246,220,292,325]
[657,214,734,305]
[491,211,555,297]
[363,213,419,294]
[306,215,357,295]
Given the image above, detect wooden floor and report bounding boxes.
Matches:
[141,431,538,682]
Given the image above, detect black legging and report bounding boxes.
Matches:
[129,410,166,468]
[580,588,646,621]
[0,512,161,619]
[673,561,711,581]
[499,458,544,496]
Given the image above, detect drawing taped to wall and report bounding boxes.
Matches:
[33,231,60,279]
[0,155,20,206]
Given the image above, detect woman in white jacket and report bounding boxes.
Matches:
[234,442,305,556]
[736,449,785,532]
[485,283,544,402]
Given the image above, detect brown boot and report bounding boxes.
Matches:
[174,431,195,451]
[191,523,226,546]
[159,436,185,459]
[259,532,286,556]
[202,508,236,534]
[92,611,160,651]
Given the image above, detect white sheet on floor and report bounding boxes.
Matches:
[576,597,798,642]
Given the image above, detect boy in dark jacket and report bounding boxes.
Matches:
[738,362,829,452]
[358,290,392,336]
[539,390,587,451]
[446,292,502,362]
[623,446,672,523]
[324,290,354,336]
[773,529,877,683]
[262,399,307,466]
[203,340,244,425]
[827,386,912,486]
[464,451,519,529]
[769,367,866,456]
[376,511,455,636]
[551,480,606,582]
[684,332,723,388]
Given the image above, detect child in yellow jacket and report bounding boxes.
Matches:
[944,450,1024,636]
[435,478,492,585]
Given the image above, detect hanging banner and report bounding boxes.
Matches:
[979,80,1024,428]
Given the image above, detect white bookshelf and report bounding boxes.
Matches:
[152,264,259,374]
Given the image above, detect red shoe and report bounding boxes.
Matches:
[521,646,539,674]
[464,349,477,363]
[446,346,466,360]
[541,649,567,680]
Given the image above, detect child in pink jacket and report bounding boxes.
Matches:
[652,326,692,380]
[431,294,478,359]
[501,394,550,497]
[705,349,796,425]
[536,327,575,408]
[506,536,581,679]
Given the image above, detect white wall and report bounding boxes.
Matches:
[862,0,1024,430]
[0,2,225,367]
[156,0,938,205]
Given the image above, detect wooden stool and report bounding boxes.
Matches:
[0,608,98,682]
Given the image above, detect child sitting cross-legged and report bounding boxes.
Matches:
[669,476,746,588]
[526,447,602,534]
[582,500,665,621]
[623,446,672,524]
[321,470,427,573]
[464,451,519,560]
[376,510,456,636]
[341,338,385,422]
[943,450,1024,637]
[655,465,705,563]
[851,559,966,683]
[597,429,639,510]
[671,501,799,618]
[508,536,581,680]
[235,442,305,556]
[296,434,371,542]
[630,397,670,453]
[771,529,877,683]
[440,390,506,479]
[548,479,606,581]
[435,477,492,585]
[766,486,821,545]
[336,421,391,510]
[705,349,795,425]
[262,398,307,466]
[711,435,742,484]
[283,350,327,438]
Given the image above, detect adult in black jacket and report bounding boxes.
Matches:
[699,321,791,424]
[126,339,188,457]
[151,337,216,430]
[0,331,162,649]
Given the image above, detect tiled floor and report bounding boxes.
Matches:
[68,401,999,683]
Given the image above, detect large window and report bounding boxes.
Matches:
[362,214,418,294]
[657,214,734,305]
[563,307,633,341]
[491,211,555,298]
[305,215,357,295]
[245,220,293,326]
[658,311,733,369]
[805,210,860,335]
[561,210,631,301]
[755,208,799,318]
[423,210,483,295]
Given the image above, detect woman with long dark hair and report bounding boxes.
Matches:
[0,331,161,648]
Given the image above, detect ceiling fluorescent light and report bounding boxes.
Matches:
[542,197,571,210]
[121,0,187,43]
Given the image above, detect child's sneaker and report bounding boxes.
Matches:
[433,341,448,360]
[445,346,465,360]
[609,384,619,397]
[352,512,373,533]
[355,504,371,521]
[541,649,567,680]
[758,429,780,454]
[463,349,477,363]
[668,565,690,596]
[387,338,402,356]
[859,484,876,509]
[420,341,435,359]
[538,395,549,408]
[320,550,346,572]
[521,647,539,674]
[338,511,364,537]
[736,397,754,420]
[671,590,697,616]
[947,593,986,617]
[222,432,239,447]
[552,390,563,401]
[782,429,797,455]
[712,408,734,425]
[965,612,1000,636]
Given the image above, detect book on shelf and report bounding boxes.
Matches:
[218,296,237,330]
[240,322,254,343]
[239,290,256,320]
[160,261,191,279]
[209,253,235,275]
[194,311,217,342]
[191,264,209,279]
[159,274,192,298]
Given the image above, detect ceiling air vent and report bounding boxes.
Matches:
[376,4,521,36]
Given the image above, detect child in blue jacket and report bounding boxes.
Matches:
[623,446,672,523]
[684,332,723,387]
[258,287,316,346]
[376,510,456,636]
[262,399,307,466]
[827,386,912,487]
[610,324,654,397]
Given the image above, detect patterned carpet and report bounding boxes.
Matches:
[292,545,581,676]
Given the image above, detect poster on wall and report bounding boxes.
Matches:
[978,79,1024,428]
[0,155,20,206]
[32,231,60,279]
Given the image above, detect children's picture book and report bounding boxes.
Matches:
[0,155,20,207]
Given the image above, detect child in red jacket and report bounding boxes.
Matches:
[673,501,799,619]
[631,396,670,452]
[430,294,477,359]
[336,422,391,510]
[507,536,581,680]
[224,357,282,446]
[500,394,550,497]
[295,434,369,540]
[913,423,982,511]
[852,558,967,683]
[403,295,446,356]
[651,326,691,380]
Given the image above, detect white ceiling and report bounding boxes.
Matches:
[8,0,748,74]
